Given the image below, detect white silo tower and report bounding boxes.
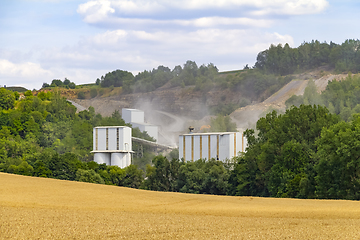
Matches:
[178,131,247,162]
[91,126,133,168]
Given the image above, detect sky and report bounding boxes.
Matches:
[1,0,360,90]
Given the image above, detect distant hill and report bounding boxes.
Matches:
[5,86,28,92]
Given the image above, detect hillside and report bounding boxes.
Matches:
[230,70,347,129]
[68,67,347,144]
[1,172,360,239]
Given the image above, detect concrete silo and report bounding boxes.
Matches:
[122,108,159,142]
[178,132,247,162]
[91,126,133,168]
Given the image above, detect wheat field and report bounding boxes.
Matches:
[1,172,360,239]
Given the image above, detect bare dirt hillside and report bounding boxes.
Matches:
[230,72,347,129]
[74,86,242,119]
[1,173,360,239]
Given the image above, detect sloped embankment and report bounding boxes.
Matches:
[230,73,347,129]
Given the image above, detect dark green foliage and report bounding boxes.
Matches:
[7,161,34,176]
[90,88,97,98]
[142,157,229,195]
[121,165,144,188]
[0,88,15,110]
[63,78,70,85]
[42,79,76,89]
[76,169,105,184]
[100,70,134,88]
[77,91,85,99]
[178,159,229,195]
[68,82,76,89]
[315,117,360,200]
[133,65,172,93]
[255,39,360,75]
[228,105,339,198]
[47,153,84,180]
[142,155,171,191]
[142,156,184,192]
[51,79,63,87]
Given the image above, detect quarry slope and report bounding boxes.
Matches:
[230,72,347,129]
[1,172,360,239]
[69,70,347,144]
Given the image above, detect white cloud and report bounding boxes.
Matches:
[174,17,272,28]
[0,26,294,89]
[0,59,51,78]
[170,0,328,14]
[0,59,53,89]
[77,0,115,23]
[75,28,294,71]
[77,0,329,28]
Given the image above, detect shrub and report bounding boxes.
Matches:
[90,88,97,98]
[78,91,86,99]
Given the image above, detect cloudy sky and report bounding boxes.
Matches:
[1,0,359,89]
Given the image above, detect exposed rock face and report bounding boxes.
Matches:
[74,86,245,119]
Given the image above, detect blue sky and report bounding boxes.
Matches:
[1,0,359,90]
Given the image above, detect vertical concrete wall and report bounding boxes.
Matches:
[179,132,247,162]
[122,108,144,124]
[93,126,132,168]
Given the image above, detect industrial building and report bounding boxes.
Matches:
[122,108,159,142]
[91,126,133,168]
[179,132,247,162]
[122,108,144,124]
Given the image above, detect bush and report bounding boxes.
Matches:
[90,88,97,98]
[78,91,86,99]
[68,82,76,89]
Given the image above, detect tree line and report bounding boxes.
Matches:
[2,85,360,200]
[255,39,360,75]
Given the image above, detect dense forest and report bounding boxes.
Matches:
[4,39,360,200]
[255,39,360,75]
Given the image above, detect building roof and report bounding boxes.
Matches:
[122,108,144,112]
[131,122,159,127]
[93,126,130,129]
[180,132,239,136]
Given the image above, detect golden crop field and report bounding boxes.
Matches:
[1,172,360,239]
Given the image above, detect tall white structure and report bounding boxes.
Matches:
[122,108,159,142]
[91,126,132,168]
[179,132,247,162]
[122,108,144,124]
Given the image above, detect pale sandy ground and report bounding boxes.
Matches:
[1,172,360,239]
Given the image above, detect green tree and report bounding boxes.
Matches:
[142,155,170,191]
[121,165,144,188]
[229,105,339,198]
[0,88,15,110]
[315,116,360,200]
[76,169,105,184]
